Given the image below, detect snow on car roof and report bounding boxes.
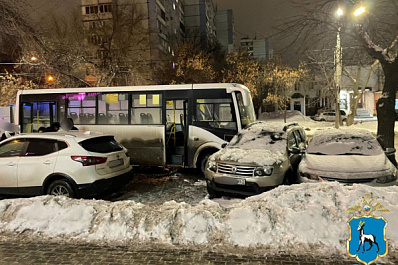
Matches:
[307,128,382,156]
[211,122,295,166]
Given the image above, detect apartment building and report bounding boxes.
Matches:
[184,0,216,49]
[81,0,186,85]
[215,9,234,54]
[240,37,273,60]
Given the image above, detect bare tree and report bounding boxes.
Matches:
[279,0,398,152]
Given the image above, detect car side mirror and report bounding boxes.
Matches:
[221,143,227,148]
[291,147,301,154]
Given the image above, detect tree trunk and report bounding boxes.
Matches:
[376,62,398,155]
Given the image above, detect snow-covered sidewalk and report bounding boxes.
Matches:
[1,182,397,256]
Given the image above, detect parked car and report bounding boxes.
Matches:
[0,132,132,198]
[205,122,306,197]
[298,129,397,186]
[313,110,347,122]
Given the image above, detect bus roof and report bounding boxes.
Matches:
[17,83,250,95]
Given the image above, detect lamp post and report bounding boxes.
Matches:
[333,6,366,128]
[334,8,343,128]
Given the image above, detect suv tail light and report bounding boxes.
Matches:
[125,152,130,157]
[71,156,107,166]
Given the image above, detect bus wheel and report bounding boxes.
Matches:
[198,153,211,175]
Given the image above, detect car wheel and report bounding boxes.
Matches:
[47,179,76,198]
[283,170,295,185]
[207,184,222,199]
[342,118,347,122]
[320,118,326,122]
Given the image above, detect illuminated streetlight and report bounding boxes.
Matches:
[30,56,38,62]
[46,75,54,82]
[336,8,344,17]
[354,6,365,16]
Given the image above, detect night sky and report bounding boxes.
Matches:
[213,0,295,50]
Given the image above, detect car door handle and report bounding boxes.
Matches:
[7,162,16,166]
[43,160,53,165]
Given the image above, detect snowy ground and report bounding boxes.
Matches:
[1,111,398,259]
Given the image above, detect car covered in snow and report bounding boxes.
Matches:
[0,132,133,198]
[205,122,307,197]
[298,129,398,186]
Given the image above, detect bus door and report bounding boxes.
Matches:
[165,98,188,166]
[21,102,56,133]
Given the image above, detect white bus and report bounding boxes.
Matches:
[16,83,256,171]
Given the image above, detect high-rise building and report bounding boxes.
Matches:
[184,0,216,49]
[215,9,234,54]
[81,0,186,84]
[240,37,273,60]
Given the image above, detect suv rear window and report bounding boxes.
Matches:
[79,136,123,153]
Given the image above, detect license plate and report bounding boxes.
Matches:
[108,158,124,168]
[237,179,246,185]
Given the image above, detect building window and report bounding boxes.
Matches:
[99,4,112,13]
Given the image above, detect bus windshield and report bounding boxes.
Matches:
[236,91,256,128]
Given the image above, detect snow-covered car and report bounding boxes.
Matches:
[0,132,133,198]
[313,110,347,122]
[298,129,398,186]
[205,122,307,197]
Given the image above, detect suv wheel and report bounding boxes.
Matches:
[207,184,222,199]
[283,170,295,185]
[47,179,76,198]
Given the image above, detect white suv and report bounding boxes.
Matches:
[0,132,132,198]
[313,110,347,122]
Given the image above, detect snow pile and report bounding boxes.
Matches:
[0,183,397,255]
[210,122,287,166]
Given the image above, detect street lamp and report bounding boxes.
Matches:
[333,6,366,128]
[354,6,365,17]
[334,8,343,128]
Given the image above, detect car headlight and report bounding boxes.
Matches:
[254,167,273,176]
[299,171,319,180]
[207,160,217,172]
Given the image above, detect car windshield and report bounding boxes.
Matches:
[307,133,383,156]
[228,130,286,151]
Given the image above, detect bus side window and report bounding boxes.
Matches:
[194,99,237,130]
[132,93,162,124]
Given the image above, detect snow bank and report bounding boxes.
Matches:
[0,183,397,255]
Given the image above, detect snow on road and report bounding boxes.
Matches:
[0,182,397,256]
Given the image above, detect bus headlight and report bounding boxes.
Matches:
[254,167,273,176]
[207,161,217,172]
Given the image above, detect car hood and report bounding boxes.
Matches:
[210,147,286,166]
[302,153,390,173]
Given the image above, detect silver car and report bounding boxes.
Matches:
[298,129,398,186]
[205,122,306,197]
